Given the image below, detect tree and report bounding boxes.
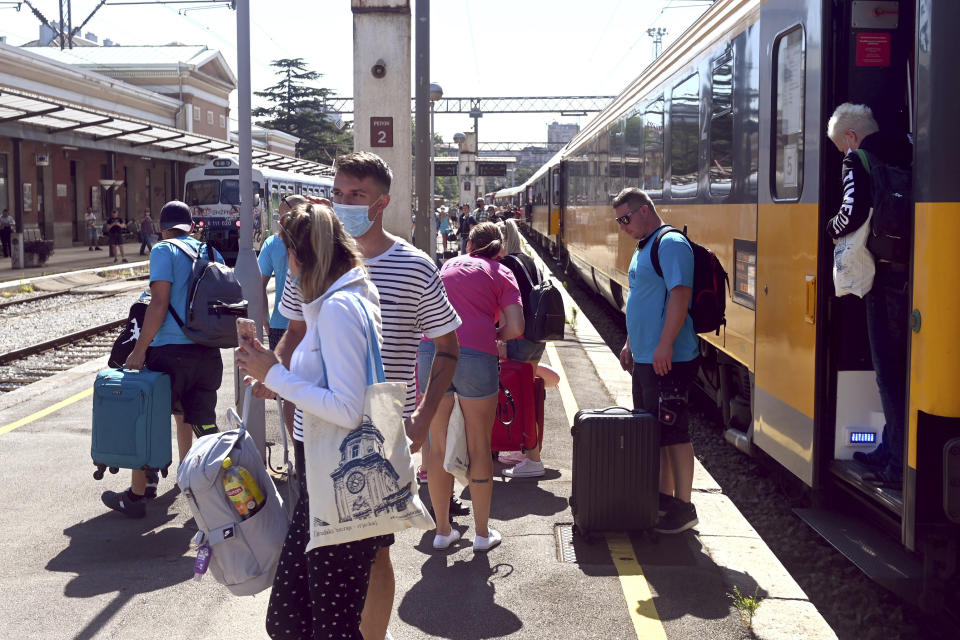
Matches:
[253,59,352,164]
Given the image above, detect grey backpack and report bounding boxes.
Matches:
[178,391,290,596]
[165,238,247,348]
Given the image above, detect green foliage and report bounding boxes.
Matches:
[18,284,34,293]
[727,585,762,629]
[253,58,352,164]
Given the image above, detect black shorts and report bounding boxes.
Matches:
[145,343,222,426]
[108,234,123,247]
[632,358,700,447]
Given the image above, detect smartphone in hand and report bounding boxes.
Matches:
[236,317,257,344]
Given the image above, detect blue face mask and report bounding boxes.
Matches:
[333,198,380,237]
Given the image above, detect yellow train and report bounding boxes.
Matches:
[520,0,959,609]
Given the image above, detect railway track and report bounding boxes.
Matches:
[0,319,123,392]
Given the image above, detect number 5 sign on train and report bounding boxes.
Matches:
[370,117,393,148]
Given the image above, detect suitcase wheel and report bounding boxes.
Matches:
[93,468,104,481]
[160,467,169,478]
[108,467,119,475]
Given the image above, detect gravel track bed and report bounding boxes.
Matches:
[0,332,116,392]
[0,294,129,354]
[522,232,948,640]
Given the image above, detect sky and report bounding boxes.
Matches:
[0,0,713,147]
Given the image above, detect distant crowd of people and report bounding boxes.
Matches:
[411,196,522,259]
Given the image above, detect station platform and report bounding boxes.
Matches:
[0,242,838,640]
[0,239,150,287]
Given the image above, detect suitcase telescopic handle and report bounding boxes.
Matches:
[225,384,254,434]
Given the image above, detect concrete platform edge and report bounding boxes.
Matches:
[519,234,838,640]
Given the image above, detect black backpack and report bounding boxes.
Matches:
[501,254,565,343]
[108,292,151,367]
[854,149,912,264]
[650,226,729,336]
[165,238,248,348]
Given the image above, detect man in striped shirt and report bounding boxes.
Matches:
[273,151,461,640]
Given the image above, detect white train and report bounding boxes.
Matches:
[183,156,333,263]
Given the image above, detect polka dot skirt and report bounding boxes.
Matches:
[265,489,381,639]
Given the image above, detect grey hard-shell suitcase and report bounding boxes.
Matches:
[569,407,660,537]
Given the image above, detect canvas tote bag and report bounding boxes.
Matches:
[442,398,470,487]
[303,295,434,551]
[833,211,876,298]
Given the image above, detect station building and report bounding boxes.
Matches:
[0,39,315,249]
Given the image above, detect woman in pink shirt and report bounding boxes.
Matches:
[417,222,524,552]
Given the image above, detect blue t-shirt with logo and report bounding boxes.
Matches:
[150,236,224,347]
[257,233,290,330]
[625,230,699,364]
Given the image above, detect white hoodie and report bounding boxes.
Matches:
[264,265,381,440]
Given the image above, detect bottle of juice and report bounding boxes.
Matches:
[222,457,265,520]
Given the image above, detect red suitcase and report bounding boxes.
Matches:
[491,360,545,453]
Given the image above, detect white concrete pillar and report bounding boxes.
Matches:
[457,131,477,207]
[352,0,412,241]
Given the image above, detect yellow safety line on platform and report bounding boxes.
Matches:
[544,341,666,639]
[607,533,669,640]
[0,388,92,435]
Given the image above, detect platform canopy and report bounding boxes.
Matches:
[0,86,333,176]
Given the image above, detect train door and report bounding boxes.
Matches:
[549,166,561,238]
[811,0,915,539]
[753,1,824,486]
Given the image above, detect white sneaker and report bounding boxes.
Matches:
[432,528,461,550]
[503,458,545,478]
[473,528,502,552]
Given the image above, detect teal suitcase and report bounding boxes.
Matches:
[91,367,173,480]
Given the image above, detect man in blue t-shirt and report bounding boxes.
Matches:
[259,195,304,350]
[101,200,224,519]
[615,187,700,535]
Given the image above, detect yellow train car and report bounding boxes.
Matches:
[523,0,959,609]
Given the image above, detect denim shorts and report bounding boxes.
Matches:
[417,341,499,399]
[506,337,546,362]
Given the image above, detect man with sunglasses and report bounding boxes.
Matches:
[614,187,700,535]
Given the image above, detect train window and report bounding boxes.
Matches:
[710,54,734,198]
[220,180,262,205]
[772,26,805,200]
[184,179,219,206]
[607,120,624,198]
[625,109,643,184]
[643,97,664,195]
[670,74,700,198]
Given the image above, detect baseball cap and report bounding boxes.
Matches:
[159,201,193,232]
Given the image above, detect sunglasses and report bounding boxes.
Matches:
[616,207,642,226]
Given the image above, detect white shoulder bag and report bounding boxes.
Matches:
[302,296,434,551]
[833,211,875,298]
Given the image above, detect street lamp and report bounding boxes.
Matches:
[429,83,442,259]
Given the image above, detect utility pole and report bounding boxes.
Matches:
[647,27,667,59]
[414,0,430,254]
[233,0,266,458]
